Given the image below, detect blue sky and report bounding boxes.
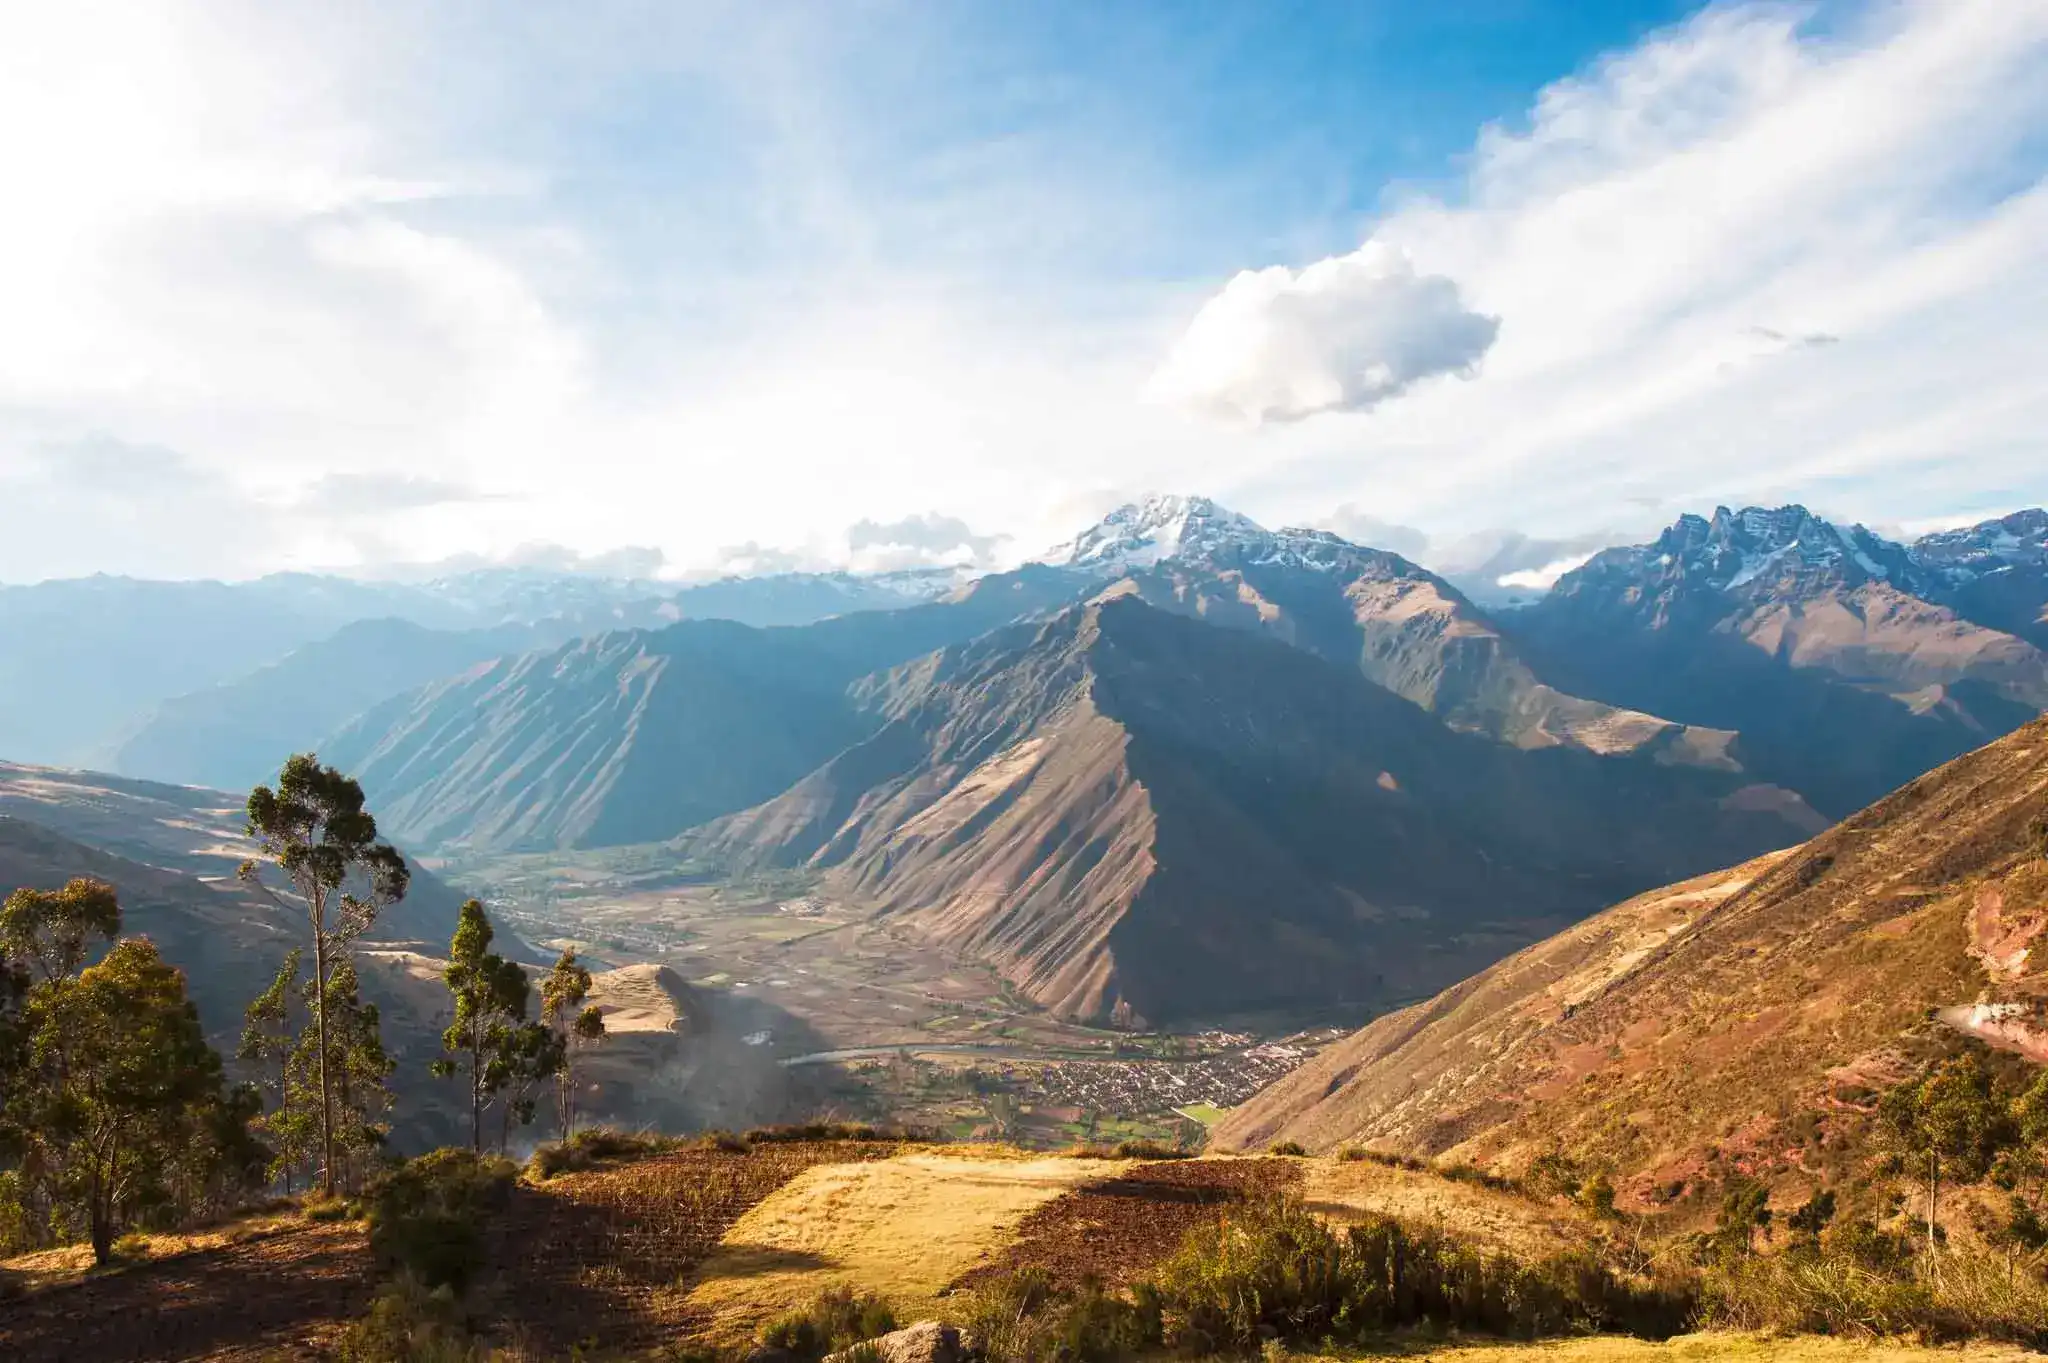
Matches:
[0,0,2042,583]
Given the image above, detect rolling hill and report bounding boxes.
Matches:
[1213,714,2048,1204]
[695,595,1821,1026]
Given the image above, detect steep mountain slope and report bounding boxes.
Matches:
[324,569,1090,855]
[1509,505,2048,816]
[1214,715,2048,1200]
[696,596,1821,1025]
[1044,496,1735,768]
[108,618,560,791]
[0,760,466,947]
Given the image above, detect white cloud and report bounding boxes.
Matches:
[1152,0,2048,542]
[1147,242,1499,424]
[1496,552,1598,592]
[0,1,2043,583]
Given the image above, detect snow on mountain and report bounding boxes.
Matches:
[1558,504,1928,601]
[1910,509,2048,584]
[1041,494,1421,578]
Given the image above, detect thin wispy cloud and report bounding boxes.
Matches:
[0,1,2040,582]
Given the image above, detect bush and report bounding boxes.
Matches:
[1267,1141,1308,1157]
[759,1286,897,1360]
[109,1231,151,1263]
[305,1195,357,1223]
[334,1276,483,1363]
[954,1271,1161,1363]
[1110,1139,1190,1160]
[1437,1162,1521,1194]
[364,1149,516,1293]
[1148,1194,1692,1352]
[525,1127,682,1180]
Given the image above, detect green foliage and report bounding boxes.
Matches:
[1881,1051,2014,1249]
[1701,1240,2048,1346]
[539,948,603,1138]
[334,1276,484,1363]
[956,1271,1161,1363]
[364,1148,516,1293]
[758,1285,897,1360]
[1785,1187,1838,1243]
[243,754,409,1198]
[0,877,120,983]
[432,900,560,1154]
[239,949,311,1190]
[526,1126,686,1180]
[1715,1175,1773,1258]
[20,936,245,1263]
[1144,1193,1692,1352]
[1580,1172,1619,1220]
[290,958,395,1193]
[1523,1150,1586,1200]
[1267,1140,1308,1157]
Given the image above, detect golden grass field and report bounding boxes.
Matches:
[682,1151,1133,1338]
[1297,1338,2039,1361]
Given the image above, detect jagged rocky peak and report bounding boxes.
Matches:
[1911,509,2048,583]
[1564,503,1919,597]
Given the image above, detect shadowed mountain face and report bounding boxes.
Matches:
[1214,715,2048,1202]
[322,568,1094,855]
[1507,505,2048,817]
[695,597,1822,1026]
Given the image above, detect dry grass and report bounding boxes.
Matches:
[1290,1336,2040,1361]
[681,1151,1131,1338]
[0,1210,304,1292]
[1302,1159,1591,1260]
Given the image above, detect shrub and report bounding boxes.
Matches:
[759,1286,897,1361]
[525,1127,681,1180]
[109,1231,151,1263]
[1437,1162,1521,1194]
[1147,1194,1691,1352]
[1267,1141,1308,1157]
[0,1170,33,1256]
[953,1271,1161,1363]
[364,1149,516,1293]
[304,1195,357,1223]
[1339,1147,1426,1170]
[1110,1139,1189,1160]
[334,1276,483,1363]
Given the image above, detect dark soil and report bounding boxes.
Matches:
[950,1157,1301,1294]
[0,1222,373,1363]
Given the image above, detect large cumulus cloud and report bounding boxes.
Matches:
[1147,242,1499,425]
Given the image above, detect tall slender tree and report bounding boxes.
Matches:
[301,958,396,1187]
[540,949,605,1137]
[241,755,409,1197]
[433,900,544,1152]
[238,949,305,1192]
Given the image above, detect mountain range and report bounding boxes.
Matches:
[3,495,2043,1029]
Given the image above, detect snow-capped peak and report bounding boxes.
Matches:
[1042,494,1269,570]
[1909,509,2048,584]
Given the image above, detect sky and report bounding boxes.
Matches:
[0,0,2043,585]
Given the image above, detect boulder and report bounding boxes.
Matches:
[823,1321,965,1363]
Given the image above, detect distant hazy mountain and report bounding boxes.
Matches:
[322,568,1091,855]
[1507,504,2048,817]
[1043,496,1737,769]
[108,618,562,792]
[694,595,1820,1026]
[0,759,468,949]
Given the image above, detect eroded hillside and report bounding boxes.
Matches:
[1216,716,2048,1204]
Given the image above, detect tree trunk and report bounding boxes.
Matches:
[470,1043,483,1153]
[313,926,336,1198]
[89,1171,112,1266]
